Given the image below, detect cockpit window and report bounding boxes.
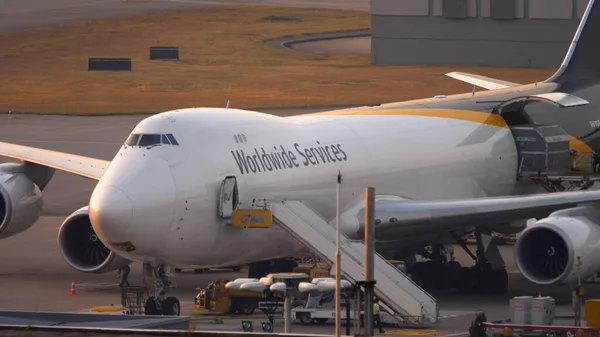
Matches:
[124,133,179,147]
[166,134,179,145]
[139,134,162,147]
[125,134,140,146]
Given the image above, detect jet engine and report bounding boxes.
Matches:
[0,164,44,240]
[515,205,600,286]
[58,206,132,273]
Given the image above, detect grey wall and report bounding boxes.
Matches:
[370,0,590,67]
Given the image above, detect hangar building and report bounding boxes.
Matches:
[370,0,590,67]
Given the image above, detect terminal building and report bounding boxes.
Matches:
[370,0,590,67]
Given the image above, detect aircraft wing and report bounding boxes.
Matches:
[0,142,109,180]
[445,72,521,90]
[370,190,600,240]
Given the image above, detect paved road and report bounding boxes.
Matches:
[290,36,371,56]
[0,216,593,335]
[0,0,369,33]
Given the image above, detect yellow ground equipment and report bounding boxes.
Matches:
[584,299,600,330]
[89,304,131,315]
[387,260,408,275]
[195,265,330,315]
[195,280,263,315]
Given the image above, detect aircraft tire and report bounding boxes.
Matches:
[145,296,159,315]
[419,261,436,290]
[474,266,507,294]
[457,267,477,293]
[434,263,451,290]
[162,297,181,316]
[447,261,462,289]
[493,268,508,293]
[409,263,426,289]
[475,266,493,293]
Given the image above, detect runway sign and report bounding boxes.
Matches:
[88,58,132,71]
[231,209,272,228]
[149,46,179,60]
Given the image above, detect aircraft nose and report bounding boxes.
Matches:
[88,155,176,255]
[89,186,133,243]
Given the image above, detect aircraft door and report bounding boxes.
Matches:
[219,176,239,218]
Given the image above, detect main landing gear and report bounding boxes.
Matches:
[143,265,181,316]
[452,230,508,294]
[118,265,131,287]
[407,231,508,294]
[408,245,463,291]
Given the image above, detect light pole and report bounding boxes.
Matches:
[364,187,376,336]
[335,171,342,337]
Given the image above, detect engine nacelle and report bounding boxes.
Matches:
[0,165,43,240]
[58,206,132,273]
[515,205,600,286]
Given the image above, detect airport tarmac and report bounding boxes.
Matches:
[2,112,600,336]
[0,212,596,335]
[289,36,371,56]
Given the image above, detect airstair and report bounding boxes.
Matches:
[269,200,438,326]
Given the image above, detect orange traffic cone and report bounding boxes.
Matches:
[538,291,542,297]
[70,280,77,295]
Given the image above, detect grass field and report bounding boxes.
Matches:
[0,5,556,114]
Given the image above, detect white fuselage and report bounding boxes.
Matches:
[89,107,522,268]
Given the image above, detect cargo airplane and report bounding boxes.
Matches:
[2,0,600,317]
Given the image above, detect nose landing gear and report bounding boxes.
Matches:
[143,264,181,316]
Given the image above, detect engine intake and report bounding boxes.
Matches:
[58,206,131,273]
[515,226,570,284]
[515,206,600,286]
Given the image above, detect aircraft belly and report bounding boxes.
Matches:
[173,226,301,267]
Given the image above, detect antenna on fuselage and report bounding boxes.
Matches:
[472,85,476,96]
[226,100,230,109]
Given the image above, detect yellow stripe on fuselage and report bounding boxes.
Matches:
[294,107,595,153]
[295,108,508,128]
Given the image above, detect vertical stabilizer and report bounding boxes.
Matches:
[546,0,600,85]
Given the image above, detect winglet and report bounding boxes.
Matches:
[445,72,521,90]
